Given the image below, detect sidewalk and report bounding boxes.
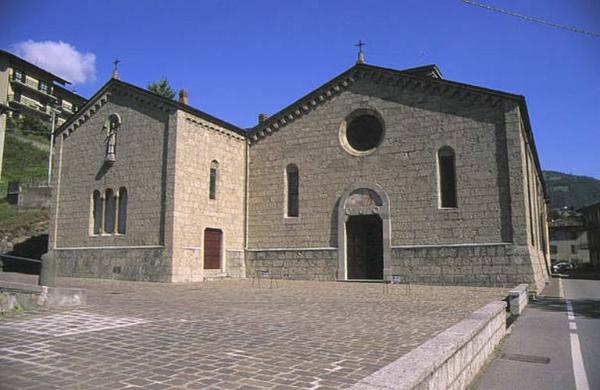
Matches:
[471,277,576,390]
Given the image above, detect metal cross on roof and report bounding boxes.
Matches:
[355,40,366,64]
[112,58,120,79]
[355,40,366,53]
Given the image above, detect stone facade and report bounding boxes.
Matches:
[246,65,549,292]
[169,113,246,282]
[48,62,550,290]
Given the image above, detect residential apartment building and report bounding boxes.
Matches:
[581,202,600,269]
[549,219,590,265]
[0,49,86,177]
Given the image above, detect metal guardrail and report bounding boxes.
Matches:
[0,254,54,287]
[0,254,42,272]
[0,254,42,263]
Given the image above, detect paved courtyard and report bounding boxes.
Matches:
[0,276,507,389]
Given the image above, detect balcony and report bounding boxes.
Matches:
[8,94,52,118]
[9,73,57,101]
[59,104,74,114]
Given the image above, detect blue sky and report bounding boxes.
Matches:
[2,0,598,177]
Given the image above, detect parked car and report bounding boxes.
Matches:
[552,261,575,273]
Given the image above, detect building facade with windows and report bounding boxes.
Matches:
[0,50,86,177]
[48,61,550,292]
[581,202,600,269]
[549,220,590,265]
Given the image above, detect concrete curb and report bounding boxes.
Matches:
[0,280,86,310]
[350,300,507,390]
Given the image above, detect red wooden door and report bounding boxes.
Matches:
[204,229,222,269]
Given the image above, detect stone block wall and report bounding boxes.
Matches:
[390,244,547,290]
[245,249,337,280]
[243,243,548,291]
[48,84,174,281]
[170,114,246,282]
[226,250,245,278]
[247,76,511,250]
[52,247,169,282]
[19,186,51,209]
[50,88,170,249]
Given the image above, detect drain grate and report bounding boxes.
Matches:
[501,353,550,364]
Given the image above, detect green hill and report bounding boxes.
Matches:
[1,133,49,195]
[544,170,600,210]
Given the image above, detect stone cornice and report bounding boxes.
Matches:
[248,74,356,144]
[248,64,510,145]
[61,83,174,140]
[62,92,110,139]
[184,115,245,141]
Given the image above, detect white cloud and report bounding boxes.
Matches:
[11,40,96,85]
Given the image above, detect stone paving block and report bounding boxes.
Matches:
[0,277,507,389]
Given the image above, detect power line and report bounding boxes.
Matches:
[462,0,600,37]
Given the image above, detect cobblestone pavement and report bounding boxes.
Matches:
[0,277,507,389]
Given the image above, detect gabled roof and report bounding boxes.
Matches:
[248,62,531,138]
[0,49,71,85]
[399,64,443,79]
[56,77,245,137]
[248,62,546,199]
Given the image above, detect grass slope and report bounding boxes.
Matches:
[0,198,48,237]
[1,134,48,195]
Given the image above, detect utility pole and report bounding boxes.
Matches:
[47,103,57,186]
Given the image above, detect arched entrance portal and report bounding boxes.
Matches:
[337,184,391,280]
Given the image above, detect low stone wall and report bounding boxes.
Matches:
[391,244,548,290]
[0,280,86,310]
[350,301,507,390]
[51,247,171,282]
[508,283,529,316]
[245,249,337,280]
[19,186,51,209]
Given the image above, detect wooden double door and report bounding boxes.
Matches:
[346,215,383,279]
[204,228,222,270]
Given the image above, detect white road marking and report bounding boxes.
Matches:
[0,311,148,337]
[567,300,576,320]
[0,355,77,374]
[563,279,591,390]
[569,329,590,390]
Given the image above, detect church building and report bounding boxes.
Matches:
[47,56,550,292]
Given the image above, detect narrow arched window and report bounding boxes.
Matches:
[104,189,116,233]
[117,187,127,234]
[209,160,218,200]
[92,190,102,235]
[286,164,299,217]
[438,147,457,208]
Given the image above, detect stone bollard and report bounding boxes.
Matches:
[39,253,56,287]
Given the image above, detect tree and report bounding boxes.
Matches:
[147,78,175,99]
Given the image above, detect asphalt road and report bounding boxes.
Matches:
[473,275,600,390]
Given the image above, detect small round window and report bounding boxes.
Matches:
[340,110,384,156]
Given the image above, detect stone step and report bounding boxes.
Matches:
[203,271,230,281]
